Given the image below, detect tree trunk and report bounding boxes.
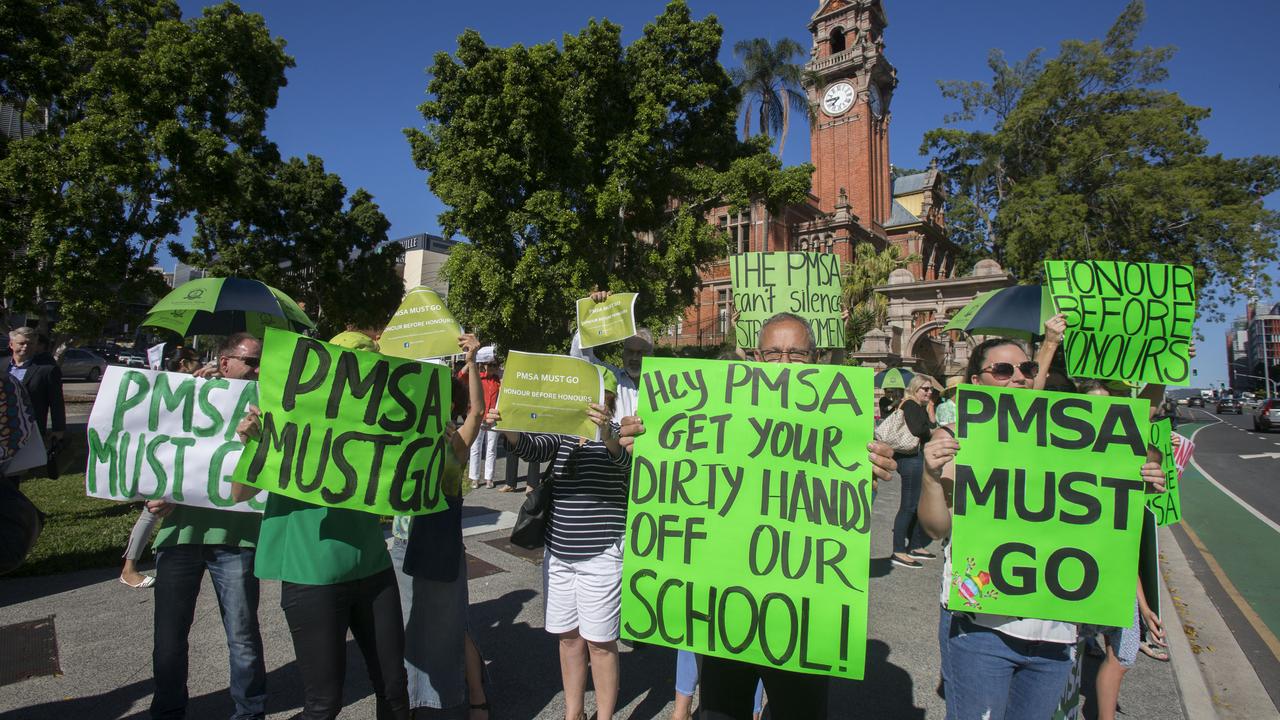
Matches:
[778,93,790,158]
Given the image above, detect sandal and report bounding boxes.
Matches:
[1139,640,1170,662]
[119,575,156,589]
[469,702,490,719]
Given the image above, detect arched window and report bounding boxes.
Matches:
[829,27,847,54]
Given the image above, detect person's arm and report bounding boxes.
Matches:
[230,406,262,502]
[1136,579,1166,648]
[450,335,484,462]
[47,365,66,434]
[1033,313,1066,391]
[918,428,959,539]
[588,406,626,461]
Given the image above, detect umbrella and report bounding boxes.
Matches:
[142,277,315,337]
[874,367,915,390]
[943,284,1054,341]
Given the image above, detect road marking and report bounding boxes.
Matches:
[1187,423,1280,535]
[1181,523,1280,665]
[1239,452,1280,460]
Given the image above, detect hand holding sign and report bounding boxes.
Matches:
[576,292,639,349]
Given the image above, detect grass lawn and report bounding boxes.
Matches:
[14,473,144,577]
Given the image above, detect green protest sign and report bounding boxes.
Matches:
[232,327,451,516]
[85,367,265,511]
[576,293,638,349]
[731,252,844,349]
[1044,260,1196,385]
[379,286,463,360]
[621,357,875,679]
[948,385,1148,627]
[496,351,602,439]
[1146,418,1180,526]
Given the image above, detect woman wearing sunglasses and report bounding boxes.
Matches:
[916,337,1166,720]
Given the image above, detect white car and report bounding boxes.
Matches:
[1253,399,1280,432]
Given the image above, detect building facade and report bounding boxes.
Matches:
[393,233,459,297]
[1245,302,1280,393]
[667,0,1013,377]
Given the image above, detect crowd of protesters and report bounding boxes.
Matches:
[0,287,1184,720]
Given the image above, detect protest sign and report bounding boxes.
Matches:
[232,328,451,516]
[576,293,639,349]
[86,367,265,512]
[379,286,463,361]
[147,343,166,371]
[731,252,844,349]
[947,385,1149,627]
[1146,418,1181,526]
[1172,430,1194,476]
[1044,260,1196,385]
[621,357,875,679]
[495,351,602,440]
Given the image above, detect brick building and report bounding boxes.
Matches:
[666,0,1013,378]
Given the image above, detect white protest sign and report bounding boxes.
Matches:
[85,366,265,512]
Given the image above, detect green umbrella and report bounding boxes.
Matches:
[142,277,315,337]
[874,367,914,390]
[943,284,1055,341]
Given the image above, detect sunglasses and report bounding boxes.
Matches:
[981,361,1039,380]
[227,355,261,368]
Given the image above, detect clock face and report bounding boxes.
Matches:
[868,84,884,118]
[822,82,856,116]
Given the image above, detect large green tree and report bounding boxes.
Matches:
[174,155,403,337]
[0,1,291,337]
[408,1,812,352]
[921,0,1280,316]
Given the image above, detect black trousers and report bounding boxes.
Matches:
[280,568,410,720]
[699,655,829,720]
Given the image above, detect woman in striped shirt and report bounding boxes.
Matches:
[485,386,629,720]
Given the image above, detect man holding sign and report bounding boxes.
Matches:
[617,312,899,720]
[147,332,268,720]
[572,290,653,422]
[916,337,1167,720]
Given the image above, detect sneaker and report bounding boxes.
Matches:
[910,549,937,560]
[891,555,923,569]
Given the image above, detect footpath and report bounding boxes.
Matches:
[0,448,1226,719]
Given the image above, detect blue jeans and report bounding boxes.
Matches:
[675,651,763,712]
[152,545,265,720]
[942,611,1073,720]
[891,452,930,553]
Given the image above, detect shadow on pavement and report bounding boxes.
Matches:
[0,566,124,609]
[829,639,925,720]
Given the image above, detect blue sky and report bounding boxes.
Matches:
[174,0,1280,386]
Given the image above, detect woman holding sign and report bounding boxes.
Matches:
[916,337,1167,720]
[391,334,493,719]
[485,379,629,720]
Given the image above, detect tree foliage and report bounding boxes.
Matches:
[842,242,915,354]
[174,155,402,337]
[921,0,1280,317]
[1,0,401,339]
[408,1,813,352]
[731,37,808,157]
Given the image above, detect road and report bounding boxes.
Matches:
[1174,407,1280,713]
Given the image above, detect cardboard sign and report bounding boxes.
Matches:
[1146,418,1180,526]
[495,351,603,440]
[1138,508,1160,619]
[947,385,1149,627]
[576,293,639,349]
[232,328,451,516]
[621,357,875,679]
[731,252,844,349]
[1172,431,1194,476]
[85,367,265,512]
[1044,260,1196,386]
[379,286,463,361]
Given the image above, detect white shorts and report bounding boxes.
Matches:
[543,541,623,642]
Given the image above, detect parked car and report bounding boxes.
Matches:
[1254,399,1280,432]
[59,347,109,381]
[1188,395,1205,408]
[1216,395,1243,414]
[115,349,146,368]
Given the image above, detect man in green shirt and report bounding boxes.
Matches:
[147,333,266,720]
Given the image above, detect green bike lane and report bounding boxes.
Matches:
[1172,416,1280,711]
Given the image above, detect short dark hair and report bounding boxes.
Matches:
[219,332,260,359]
[758,313,816,353]
[965,337,1025,383]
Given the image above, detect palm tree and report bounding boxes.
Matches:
[731,38,809,158]
[843,242,918,353]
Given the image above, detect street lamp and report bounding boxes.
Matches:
[1235,373,1278,396]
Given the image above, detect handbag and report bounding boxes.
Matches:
[874,407,920,454]
[510,461,557,549]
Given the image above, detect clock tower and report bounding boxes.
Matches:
[805,0,897,225]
